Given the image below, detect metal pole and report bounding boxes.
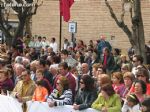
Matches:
[71,33,74,48]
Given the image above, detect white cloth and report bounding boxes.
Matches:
[0,95,22,112]
[50,42,58,53]
[122,100,141,112]
[27,101,99,112]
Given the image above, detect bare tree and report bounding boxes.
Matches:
[0,0,43,47]
[105,0,146,63]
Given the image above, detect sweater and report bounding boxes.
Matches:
[92,93,121,112]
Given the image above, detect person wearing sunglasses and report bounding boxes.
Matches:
[129,67,150,96]
[73,75,97,110]
[131,54,144,76]
[47,76,72,107]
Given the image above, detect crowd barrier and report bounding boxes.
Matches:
[27,101,99,112]
[0,95,99,112]
[0,95,22,112]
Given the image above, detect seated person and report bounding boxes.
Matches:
[36,69,53,95]
[92,84,121,112]
[47,76,72,107]
[32,80,48,102]
[73,75,97,110]
[122,94,141,112]
[111,72,125,97]
[0,69,14,95]
[11,69,36,112]
[141,97,150,112]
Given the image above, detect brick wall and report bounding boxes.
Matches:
[32,0,150,53]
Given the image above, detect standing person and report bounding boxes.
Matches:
[61,49,77,68]
[92,84,121,112]
[97,35,112,58]
[47,76,72,107]
[100,47,115,74]
[112,48,121,72]
[49,37,58,53]
[42,37,49,48]
[34,36,43,56]
[28,37,36,48]
[63,38,70,50]
[73,75,97,110]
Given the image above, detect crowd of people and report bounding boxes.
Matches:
[0,35,150,112]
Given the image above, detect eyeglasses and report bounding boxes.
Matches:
[137,75,145,77]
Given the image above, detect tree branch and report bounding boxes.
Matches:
[105,0,135,45]
[27,0,43,16]
[0,9,12,38]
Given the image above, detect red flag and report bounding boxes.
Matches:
[60,0,74,22]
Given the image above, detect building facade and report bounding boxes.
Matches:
[32,0,150,52]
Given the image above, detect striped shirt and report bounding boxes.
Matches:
[47,89,72,106]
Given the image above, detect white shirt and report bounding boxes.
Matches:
[50,42,58,53]
[122,100,141,112]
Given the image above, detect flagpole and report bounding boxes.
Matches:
[59,14,62,51]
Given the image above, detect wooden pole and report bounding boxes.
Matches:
[59,15,62,51]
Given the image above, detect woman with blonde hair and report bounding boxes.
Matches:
[97,74,111,93]
[121,64,130,74]
[122,72,135,98]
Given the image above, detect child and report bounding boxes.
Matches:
[32,80,48,102]
[141,98,150,112]
[122,94,141,112]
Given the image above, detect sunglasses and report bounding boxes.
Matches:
[137,75,145,77]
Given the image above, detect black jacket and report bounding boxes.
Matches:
[74,88,98,110]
